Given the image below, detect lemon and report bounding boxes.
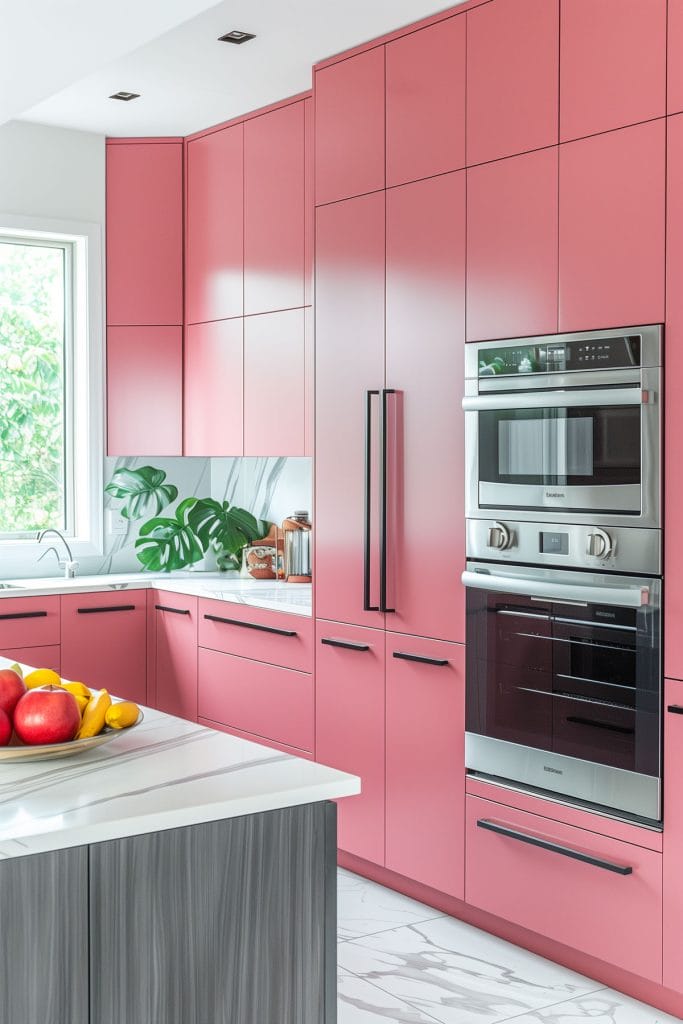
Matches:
[77,689,111,739]
[105,701,140,730]
[24,668,61,690]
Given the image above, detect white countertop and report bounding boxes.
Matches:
[0,572,312,617]
[0,657,358,860]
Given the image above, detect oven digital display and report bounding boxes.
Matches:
[540,531,569,555]
[478,334,642,377]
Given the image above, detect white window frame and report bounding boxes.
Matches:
[0,213,104,557]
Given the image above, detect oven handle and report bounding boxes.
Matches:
[462,387,648,412]
[461,570,651,609]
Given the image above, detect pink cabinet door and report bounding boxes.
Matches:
[0,646,60,674]
[184,319,243,456]
[466,794,663,982]
[560,0,666,142]
[244,101,305,315]
[107,325,183,456]
[466,0,559,165]
[315,621,385,864]
[106,141,183,327]
[304,97,314,306]
[315,193,385,628]
[467,147,559,342]
[559,119,665,332]
[385,634,465,898]
[0,597,60,649]
[314,48,385,205]
[198,598,313,673]
[386,15,465,187]
[153,593,198,722]
[670,1,683,114]
[385,173,466,643]
[664,680,683,992]
[60,592,147,704]
[243,309,305,456]
[185,124,243,324]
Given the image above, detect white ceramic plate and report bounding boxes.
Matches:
[0,710,144,762]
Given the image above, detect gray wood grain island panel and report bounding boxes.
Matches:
[0,846,88,1024]
[89,802,337,1024]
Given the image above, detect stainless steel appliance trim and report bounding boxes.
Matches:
[477,481,642,514]
[465,733,661,822]
[477,367,641,393]
[461,568,652,608]
[462,386,644,412]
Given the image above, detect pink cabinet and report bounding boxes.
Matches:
[185,124,244,324]
[183,319,243,456]
[670,0,683,114]
[385,15,465,187]
[559,119,665,332]
[560,0,666,142]
[0,646,60,674]
[198,598,313,673]
[60,592,147,704]
[465,794,663,982]
[385,634,465,898]
[152,593,198,721]
[466,0,559,165]
[0,596,59,650]
[243,309,306,456]
[314,48,385,205]
[304,97,314,306]
[315,621,386,864]
[315,193,385,628]
[467,147,558,342]
[664,680,683,992]
[107,325,183,456]
[385,173,466,642]
[106,141,183,327]
[244,101,306,315]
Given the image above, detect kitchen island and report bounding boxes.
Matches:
[0,659,359,1024]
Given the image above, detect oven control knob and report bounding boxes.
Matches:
[586,529,613,559]
[487,522,512,551]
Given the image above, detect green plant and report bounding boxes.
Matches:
[104,466,178,520]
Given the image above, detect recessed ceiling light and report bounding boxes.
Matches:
[218,30,255,44]
[109,91,140,102]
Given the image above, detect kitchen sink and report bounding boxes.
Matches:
[0,583,24,590]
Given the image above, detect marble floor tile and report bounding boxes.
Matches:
[338,970,442,1023]
[500,990,683,1024]
[337,914,602,1024]
[338,867,445,941]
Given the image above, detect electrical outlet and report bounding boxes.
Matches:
[106,509,128,536]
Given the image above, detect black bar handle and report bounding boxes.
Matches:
[204,614,296,638]
[392,651,449,667]
[77,605,136,615]
[566,715,635,736]
[476,819,633,875]
[668,705,683,715]
[155,605,191,615]
[0,610,48,621]
[380,389,396,614]
[321,638,370,652]
[363,390,380,612]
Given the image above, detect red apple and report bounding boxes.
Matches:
[0,668,26,720]
[0,708,11,746]
[13,686,80,745]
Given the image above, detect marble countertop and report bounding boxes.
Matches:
[0,572,312,617]
[0,659,358,860]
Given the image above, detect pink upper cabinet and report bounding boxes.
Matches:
[560,0,666,142]
[558,119,665,333]
[304,97,314,306]
[244,102,305,315]
[670,0,683,114]
[106,142,183,327]
[386,15,465,187]
[243,309,306,456]
[314,48,385,205]
[664,679,683,992]
[467,147,559,343]
[185,124,244,324]
[184,319,243,456]
[466,0,559,165]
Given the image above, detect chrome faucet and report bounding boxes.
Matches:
[36,529,79,579]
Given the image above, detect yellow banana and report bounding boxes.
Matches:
[105,701,140,730]
[77,689,111,739]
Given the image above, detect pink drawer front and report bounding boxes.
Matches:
[466,795,662,982]
[0,645,60,674]
[197,647,314,753]
[198,598,312,672]
[198,718,314,760]
[0,597,60,650]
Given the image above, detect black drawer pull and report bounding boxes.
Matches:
[392,651,449,667]
[203,614,297,638]
[668,705,683,715]
[155,605,191,615]
[321,638,370,652]
[77,605,136,615]
[0,610,48,621]
[476,819,632,875]
[566,715,635,736]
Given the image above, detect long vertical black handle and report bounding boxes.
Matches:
[364,390,380,612]
[380,389,396,613]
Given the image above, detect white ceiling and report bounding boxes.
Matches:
[18,0,463,138]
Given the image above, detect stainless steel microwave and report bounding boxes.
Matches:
[462,325,662,530]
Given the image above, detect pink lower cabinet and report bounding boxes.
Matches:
[315,621,385,864]
[385,635,465,898]
[60,592,147,704]
[197,647,314,753]
[466,794,663,982]
[664,679,683,992]
[151,593,198,721]
[0,597,59,650]
[0,646,60,673]
[198,599,312,673]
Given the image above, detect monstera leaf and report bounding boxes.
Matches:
[135,498,204,572]
[187,499,266,558]
[105,466,178,521]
